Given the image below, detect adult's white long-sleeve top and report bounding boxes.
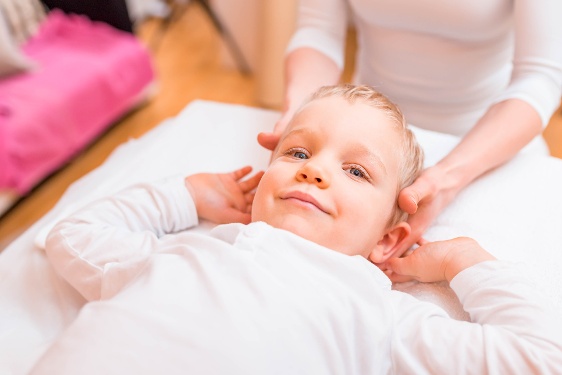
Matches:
[287,0,562,135]
[36,177,562,374]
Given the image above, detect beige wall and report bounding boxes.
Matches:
[213,0,297,109]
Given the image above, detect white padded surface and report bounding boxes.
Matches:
[1,100,561,374]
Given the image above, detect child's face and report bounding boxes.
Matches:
[252,96,403,258]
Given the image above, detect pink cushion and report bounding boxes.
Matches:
[0,10,154,194]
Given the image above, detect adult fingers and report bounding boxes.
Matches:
[417,237,429,246]
[398,176,436,214]
[385,257,419,281]
[395,231,422,258]
[385,270,416,284]
[257,132,281,151]
[396,237,427,258]
[398,189,419,215]
[395,210,433,255]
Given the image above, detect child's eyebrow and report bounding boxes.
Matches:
[275,128,313,152]
[281,128,387,175]
[350,143,387,176]
[281,128,312,141]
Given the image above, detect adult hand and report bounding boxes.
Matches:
[185,166,264,224]
[384,237,495,283]
[258,47,341,151]
[257,110,293,151]
[257,131,281,152]
[396,165,461,255]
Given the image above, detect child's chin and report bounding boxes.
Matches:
[266,217,318,242]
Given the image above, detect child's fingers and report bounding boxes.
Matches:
[230,166,253,181]
[217,208,252,225]
[245,192,256,203]
[238,171,264,193]
[244,192,255,213]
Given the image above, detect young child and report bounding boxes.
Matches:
[32,85,562,374]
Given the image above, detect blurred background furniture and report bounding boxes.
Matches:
[150,0,250,74]
[0,1,155,217]
[40,0,133,32]
[0,0,559,253]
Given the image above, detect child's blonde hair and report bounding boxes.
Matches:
[302,84,425,226]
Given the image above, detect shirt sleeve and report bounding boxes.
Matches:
[45,175,199,301]
[285,0,349,69]
[391,261,562,373]
[492,0,562,126]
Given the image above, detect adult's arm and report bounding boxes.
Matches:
[258,0,347,150]
[280,48,341,129]
[398,0,562,251]
[391,260,562,373]
[385,237,562,371]
[399,99,544,249]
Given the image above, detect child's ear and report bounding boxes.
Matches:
[368,222,411,264]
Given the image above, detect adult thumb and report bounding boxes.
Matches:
[398,187,419,215]
[257,132,280,151]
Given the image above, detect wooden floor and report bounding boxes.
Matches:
[544,105,562,158]
[0,4,561,251]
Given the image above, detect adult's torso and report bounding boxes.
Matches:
[349,0,514,134]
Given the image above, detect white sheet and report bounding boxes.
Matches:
[1,100,561,374]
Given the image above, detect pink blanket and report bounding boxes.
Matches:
[0,10,154,194]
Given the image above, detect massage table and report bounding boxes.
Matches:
[1,100,561,374]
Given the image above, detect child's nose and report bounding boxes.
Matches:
[296,164,330,188]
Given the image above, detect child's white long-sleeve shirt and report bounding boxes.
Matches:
[35,176,562,374]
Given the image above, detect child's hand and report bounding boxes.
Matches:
[185,166,264,224]
[383,237,496,283]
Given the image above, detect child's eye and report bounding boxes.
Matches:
[345,165,371,181]
[350,168,364,178]
[285,148,309,159]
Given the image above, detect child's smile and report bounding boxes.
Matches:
[252,96,406,260]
